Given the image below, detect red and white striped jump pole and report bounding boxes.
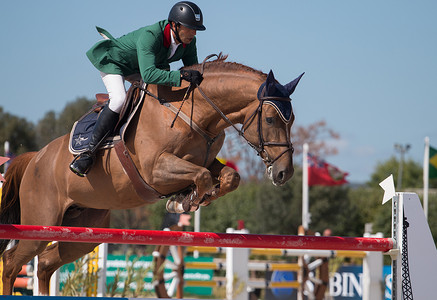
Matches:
[0,224,393,252]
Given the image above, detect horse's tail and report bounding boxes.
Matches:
[0,152,36,255]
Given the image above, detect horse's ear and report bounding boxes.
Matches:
[265,70,276,95]
[284,72,305,96]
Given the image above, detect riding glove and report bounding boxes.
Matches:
[180,70,203,86]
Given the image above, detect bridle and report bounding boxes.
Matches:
[193,54,295,167]
[243,86,294,167]
[145,54,294,167]
[195,80,294,167]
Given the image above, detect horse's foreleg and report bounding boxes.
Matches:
[36,208,110,295]
[215,165,241,197]
[200,159,240,206]
[2,240,50,295]
[154,153,217,212]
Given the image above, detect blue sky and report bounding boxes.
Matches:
[1,1,436,183]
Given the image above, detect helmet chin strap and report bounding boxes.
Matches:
[170,23,183,44]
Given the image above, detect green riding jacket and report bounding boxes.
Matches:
[86,20,199,87]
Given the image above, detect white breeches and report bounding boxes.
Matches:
[100,72,126,113]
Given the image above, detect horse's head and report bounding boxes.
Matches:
[242,70,304,186]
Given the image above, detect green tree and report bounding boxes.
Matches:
[57,97,94,135]
[367,156,423,189]
[198,182,262,233]
[35,97,94,149]
[36,111,58,149]
[348,187,391,236]
[309,184,363,237]
[0,107,37,155]
[247,177,302,234]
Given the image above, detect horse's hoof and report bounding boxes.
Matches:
[181,190,199,212]
[165,200,185,213]
[189,203,199,212]
[182,199,192,212]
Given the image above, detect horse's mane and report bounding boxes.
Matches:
[183,54,267,79]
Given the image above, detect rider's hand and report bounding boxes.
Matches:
[180,70,203,86]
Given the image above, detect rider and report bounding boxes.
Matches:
[70,1,206,177]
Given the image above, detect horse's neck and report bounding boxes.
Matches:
[137,73,262,135]
[195,75,262,133]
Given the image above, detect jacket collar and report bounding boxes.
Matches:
[164,23,186,48]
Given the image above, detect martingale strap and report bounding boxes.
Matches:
[114,141,163,203]
[114,82,166,202]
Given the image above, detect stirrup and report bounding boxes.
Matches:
[69,165,86,177]
[69,153,94,177]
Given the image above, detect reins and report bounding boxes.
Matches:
[141,78,223,167]
[144,53,294,167]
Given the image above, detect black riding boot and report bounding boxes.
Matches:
[70,106,119,177]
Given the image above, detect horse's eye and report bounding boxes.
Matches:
[266,117,274,124]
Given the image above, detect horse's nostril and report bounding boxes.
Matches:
[278,171,285,182]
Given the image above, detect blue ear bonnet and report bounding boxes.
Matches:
[257,82,292,123]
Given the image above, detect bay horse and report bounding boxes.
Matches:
[0,56,303,295]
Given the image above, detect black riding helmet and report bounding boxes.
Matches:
[168,1,206,31]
